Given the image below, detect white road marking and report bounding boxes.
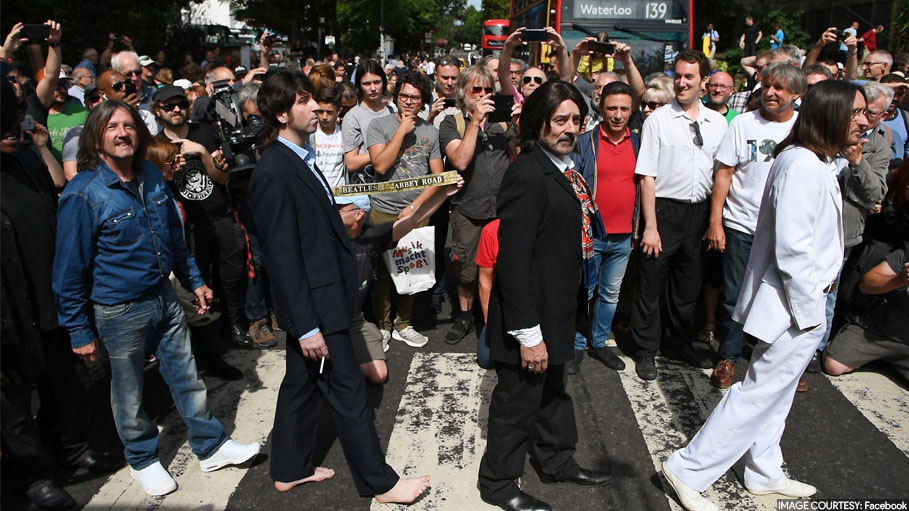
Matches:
[612,348,779,511]
[372,352,499,510]
[825,370,909,458]
[83,349,284,510]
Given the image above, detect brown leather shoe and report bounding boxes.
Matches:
[710,360,734,389]
[251,318,277,349]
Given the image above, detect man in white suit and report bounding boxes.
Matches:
[659,80,870,511]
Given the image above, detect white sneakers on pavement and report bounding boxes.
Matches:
[661,460,718,511]
[746,476,817,498]
[380,329,391,352]
[130,461,178,496]
[392,326,428,348]
[199,439,261,473]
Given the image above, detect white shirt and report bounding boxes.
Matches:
[312,123,346,187]
[716,110,798,235]
[507,147,575,349]
[635,99,727,202]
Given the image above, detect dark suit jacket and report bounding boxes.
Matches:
[248,141,357,340]
[486,145,583,366]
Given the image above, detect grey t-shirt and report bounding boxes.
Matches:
[366,114,441,214]
[61,125,83,163]
[342,103,393,154]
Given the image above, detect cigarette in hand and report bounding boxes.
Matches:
[319,356,326,374]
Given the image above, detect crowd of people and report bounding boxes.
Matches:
[1,17,907,511]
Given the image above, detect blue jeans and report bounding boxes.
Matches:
[94,282,227,469]
[477,327,493,369]
[575,234,633,350]
[819,246,851,351]
[716,228,754,363]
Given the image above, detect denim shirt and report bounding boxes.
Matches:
[53,160,205,348]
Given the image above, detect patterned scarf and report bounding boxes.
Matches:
[562,168,598,260]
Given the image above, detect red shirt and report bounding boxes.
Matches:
[594,126,637,234]
[475,219,500,268]
[862,29,878,52]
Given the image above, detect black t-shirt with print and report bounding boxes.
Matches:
[157,122,230,220]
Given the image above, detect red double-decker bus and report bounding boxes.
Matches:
[510,0,693,75]
[482,19,511,53]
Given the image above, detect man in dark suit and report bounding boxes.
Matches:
[478,80,612,511]
[249,70,429,503]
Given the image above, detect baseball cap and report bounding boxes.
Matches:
[152,84,187,103]
[173,79,193,89]
[138,55,155,67]
[334,194,371,213]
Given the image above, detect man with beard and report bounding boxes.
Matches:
[703,63,805,389]
[661,79,868,511]
[478,80,611,511]
[153,85,259,349]
[703,71,738,123]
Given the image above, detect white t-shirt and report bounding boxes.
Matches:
[313,123,346,187]
[716,109,798,235]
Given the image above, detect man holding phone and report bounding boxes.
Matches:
[439,65,519,345]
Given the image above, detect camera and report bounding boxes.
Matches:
[588,41,616,55]
[207,80,265,172]
[836,29,850,42]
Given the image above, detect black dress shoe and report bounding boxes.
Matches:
[71,450,124,474]
[542,467,612,487]
[805,350,822,373]
[635,356,658,380]
[230,324,253,348]
[566,349,583,375]
[203,359,244,381]
[26,479,76,511]
[662,344,713,369]
[482,490,552,511]
[588,346,626,371]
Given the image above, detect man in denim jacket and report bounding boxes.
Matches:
[52,101,259,497]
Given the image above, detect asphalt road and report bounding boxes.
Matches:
[6,294,908,511]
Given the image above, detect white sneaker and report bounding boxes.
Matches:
[747,477,816,498]
[130,461,177,496]
[380,329,391,352]
[199,439,260,473]
[661,460,718,511]
[392,326,428,348]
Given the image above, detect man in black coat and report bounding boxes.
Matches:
[478,80,612,511]
[249,70,429,503]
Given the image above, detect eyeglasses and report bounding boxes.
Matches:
[522,76,544,85]
[56,82,70,90]
[850,108,867,120]
[865,108,885,118]
[863,61,887,66]
[689,121,703,147]
[707,83,733,90]
[471,86,494,94]
[643,101,664,110]
[398,92,422,104]
[160,100,189,112]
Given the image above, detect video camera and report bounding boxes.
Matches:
[207,79,265,172]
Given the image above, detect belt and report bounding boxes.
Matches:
[823,281,837,294]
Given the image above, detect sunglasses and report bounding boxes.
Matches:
[122,69,140,77]
[689,121,703,148]
[160,100,189,112]
[438,57,462,68]
[471,86,494,94]
[643,101,664,110]
[523,76,544,85]
[110,81,126,92]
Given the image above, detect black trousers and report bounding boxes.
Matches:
[269,330,399,496]
[187,215,247,328]
[0,329,91,487]
[478,362,579,504]
[631,198,709,357]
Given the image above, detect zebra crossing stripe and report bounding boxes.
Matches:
[83,350,284,510]
[372,352,499,510]
[612,352,781,510]
[824,370,909,458]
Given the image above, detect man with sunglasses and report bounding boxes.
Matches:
[631,50,727,381]
[439,65,518,346]
[111,51,153,112]
[45,69,88,164]
[153,85,259,350]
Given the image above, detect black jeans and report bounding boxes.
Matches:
[187,214,247,328]
[631,198,709,357]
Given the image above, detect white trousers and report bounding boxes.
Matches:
[666,323,823,492]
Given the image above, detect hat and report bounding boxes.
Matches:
[234,65,247,73]
[138,55,155,67]
[152,84,186,103]
[173,78,193,89]
[334,194,371,213]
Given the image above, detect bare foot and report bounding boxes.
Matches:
[274,467,335,492]
[374,476,431,504]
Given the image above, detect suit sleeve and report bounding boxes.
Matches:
[495,162,546,333]
[249,163,321,336]
[772,163,826,330]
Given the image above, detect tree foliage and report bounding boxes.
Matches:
[483,0,511,20]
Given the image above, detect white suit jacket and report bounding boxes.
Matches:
[733,146,845,343]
